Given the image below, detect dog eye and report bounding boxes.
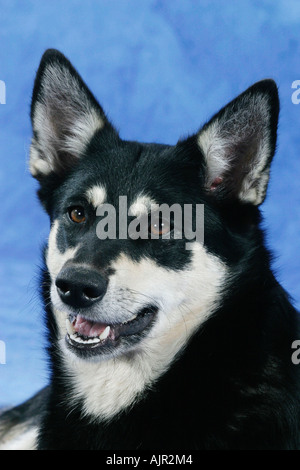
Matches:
[149,218,171,237]
[68,206,86,224]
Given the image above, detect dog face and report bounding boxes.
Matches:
[42,137,228,364]
[29,50,279,372]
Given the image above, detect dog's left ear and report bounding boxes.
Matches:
[197,80,279,205]
[29,49,115,180]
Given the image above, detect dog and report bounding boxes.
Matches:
[1,49,299,450]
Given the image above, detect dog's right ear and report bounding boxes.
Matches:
[29,49,114,180]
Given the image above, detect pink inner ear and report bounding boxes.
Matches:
[210,176,223,191]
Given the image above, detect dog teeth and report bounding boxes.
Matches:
[66,318,75,335]
[70,333,101,344]
[67,324,111,344]
[124,315,137,324]
[86,337,101,344]
[99,326,110,340]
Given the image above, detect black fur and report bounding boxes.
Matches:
[2,50,300,450]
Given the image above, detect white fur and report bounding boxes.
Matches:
[198,93,272,205]
[46,220,79,281]
[198,120,231,185]
[85,185,107,209]
[29,63,105,177]
[128,194,158,217]
[58,244,227,422]
[29,146,53,176]
[239,147,270,204]
[0,424,38,450]
[62,112,104,157]
[46,220,80,332]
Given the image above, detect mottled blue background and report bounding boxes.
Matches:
[0,0,299,407]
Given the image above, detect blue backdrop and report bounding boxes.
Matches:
[0,0,299,407]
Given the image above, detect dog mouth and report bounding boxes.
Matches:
[65,305,158,357]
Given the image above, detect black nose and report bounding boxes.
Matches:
[56,267,107,309]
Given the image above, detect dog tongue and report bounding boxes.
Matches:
[73,315,107,338]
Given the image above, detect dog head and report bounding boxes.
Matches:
[29,50,279,367]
